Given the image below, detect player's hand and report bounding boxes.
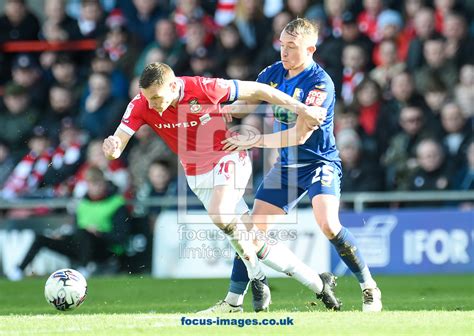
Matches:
[102,135,122,159]
[302,106,327,129]
[221,131,261,152]
[220,105,234,123]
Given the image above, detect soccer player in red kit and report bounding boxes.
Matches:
[102,62,327,310]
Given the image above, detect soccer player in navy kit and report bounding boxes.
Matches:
[206,18,382,313]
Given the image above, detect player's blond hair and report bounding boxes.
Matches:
[139,62,175,89]
[283,18,319,46]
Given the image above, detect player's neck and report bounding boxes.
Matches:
[170,79,183,108]
[170,96,179,108]
[287,60,313,79]
[170,91,181,108]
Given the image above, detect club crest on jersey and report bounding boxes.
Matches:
[292,88,304,102]
[189,98,202,113]
[305,89,328,107]
[269,82,278,88]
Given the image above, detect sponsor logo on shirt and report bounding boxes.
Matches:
[305,89,328,106]
[199,113,211,125]
[154,121,199,129]
[153,112,212,129]
[273,105,297,124]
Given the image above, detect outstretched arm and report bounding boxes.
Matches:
[238,81,307,114]
[223,81,329,126]
[222,116,317,151]
[102,128,132,160]
[236,81,326,128]
[222,100,258,121]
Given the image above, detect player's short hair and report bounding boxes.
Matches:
[139,62,175,89]
[283,18,319,45]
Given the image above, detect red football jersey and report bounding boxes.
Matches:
[119,77,239,175]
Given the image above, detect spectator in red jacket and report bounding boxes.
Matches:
[41,120,86,197]
[173,0,217,47]
[340,43,367,105]
[372,9,411,64]
[357,0,384,42]
[73,139,129,198]
[352,78,383,138]
[1,127,52,200]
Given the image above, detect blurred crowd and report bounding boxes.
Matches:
[0,0,473,211]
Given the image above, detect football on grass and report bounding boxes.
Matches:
[44,269,87,311]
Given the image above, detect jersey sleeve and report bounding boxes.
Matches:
[256,64,272,83]
[199,77,239,104]
[118,94,145,136]
[304,79,335,109]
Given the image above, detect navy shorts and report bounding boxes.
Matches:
[255,161,342,213]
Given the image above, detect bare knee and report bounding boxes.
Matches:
[209,213,239,234]
[318,219,342,239]
[312,195,342,239]
[209,214,231,229]
[222,221,238,236]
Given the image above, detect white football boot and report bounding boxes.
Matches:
[196,300,243,314]
[362,287,383,312]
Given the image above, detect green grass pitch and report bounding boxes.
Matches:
[0,274,473,335]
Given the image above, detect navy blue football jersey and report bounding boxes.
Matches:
[256,61,341,168]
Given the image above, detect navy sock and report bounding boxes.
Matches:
[330,227,369,283]
[229,254,250,295]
